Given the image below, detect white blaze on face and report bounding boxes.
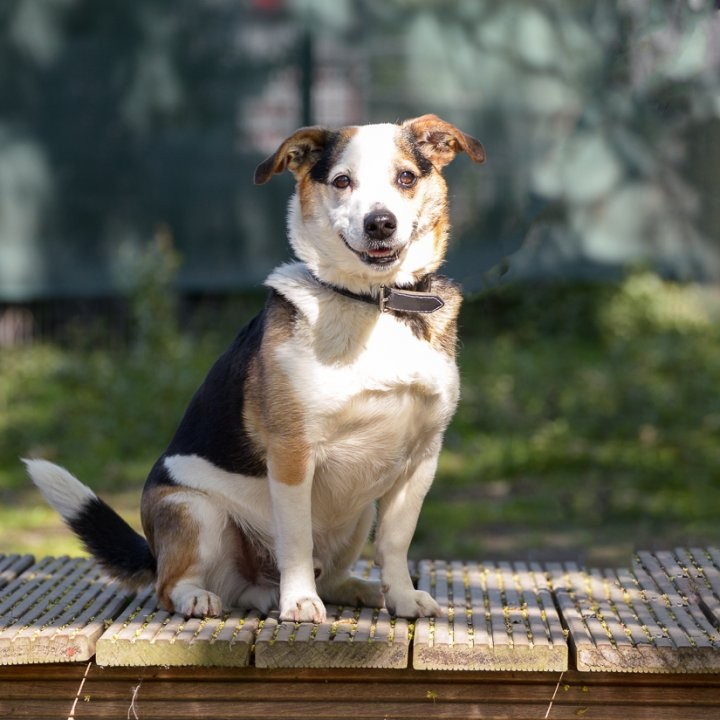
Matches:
[326,124,418,253]
[287,121,450,291]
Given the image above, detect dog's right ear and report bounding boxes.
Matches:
[254,127,331,185]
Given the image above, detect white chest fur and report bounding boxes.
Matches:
[267,265,459,517]
[270,267,458,419]
[280,309,455,403]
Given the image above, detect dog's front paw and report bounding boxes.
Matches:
[385,589,441,618]
[279,594,327,624]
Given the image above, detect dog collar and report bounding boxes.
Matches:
[311,274,445,314]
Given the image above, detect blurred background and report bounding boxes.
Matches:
[1,0,719,566]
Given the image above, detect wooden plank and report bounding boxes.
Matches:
[96,585,260,667]
[412,560,567,671]
[0,557,130,665]
[254,561,409,669]
[0,548,718,677]
[697,547,720,624]
[552,549,720,672]
[0,554,34,589]
[669,547,720,628]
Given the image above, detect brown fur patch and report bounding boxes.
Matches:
[141,486,202,612]
[403,114,485,168]
[243,293,311,486]
[428,276,463,357]
[254,127,333,184]
[430,207,451,266]
[394,274,462,355]
[295,127,357,220]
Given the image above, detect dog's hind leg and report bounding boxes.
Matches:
[316,504,384,608]
[143,490,230,618]
[222,519,279,614]
[375,448,443,618]
[235,583,279,613]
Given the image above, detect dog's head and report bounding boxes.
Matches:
[255,115,484,292]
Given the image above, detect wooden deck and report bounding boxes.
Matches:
[1,548,719,718]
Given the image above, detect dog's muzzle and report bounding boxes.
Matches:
[340,209,402,267]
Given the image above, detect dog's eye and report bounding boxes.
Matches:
[397,170,417,188]
[331,174,351,190]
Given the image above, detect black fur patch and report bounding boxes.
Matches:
[308,130,351,184]
[396,274,461,352]
[69,496,156,578]
[401,128,435,177]
[160,299,270,478]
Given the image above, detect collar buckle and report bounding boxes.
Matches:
[378,286,390,313]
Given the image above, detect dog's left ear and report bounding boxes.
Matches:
[404,114,485,168]
[254,127,331,185]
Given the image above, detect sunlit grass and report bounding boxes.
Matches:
[1,271,719,567]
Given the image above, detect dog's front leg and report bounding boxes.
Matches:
[375,447,443,619]
[268,451,325,624]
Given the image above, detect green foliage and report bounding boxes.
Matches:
[412,273,720,563]
[2,271,719,564]
[127,227,182,359]
[0,237,261,496]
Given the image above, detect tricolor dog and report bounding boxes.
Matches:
[26,114,485,622]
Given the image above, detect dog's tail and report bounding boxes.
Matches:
[23,459,156,588]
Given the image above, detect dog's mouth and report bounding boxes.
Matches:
[341,235,402,267]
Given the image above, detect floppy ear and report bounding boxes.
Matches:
[254,127,331,185]
[404,114,485,168]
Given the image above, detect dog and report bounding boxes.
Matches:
[25,114,485,623]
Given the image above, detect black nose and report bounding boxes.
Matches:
[363,210,397,240]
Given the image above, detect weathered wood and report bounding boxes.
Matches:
[0,554,35,589]
[2,664,720,720]
[254,562,410,669]
[694,547,720,625]
[413,560,568,671]
[550,549,720,673]
[1,547,719,680]
[96,585,260,667]
[0,556,130,665]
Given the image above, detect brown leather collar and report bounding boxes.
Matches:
[311,274,445,314]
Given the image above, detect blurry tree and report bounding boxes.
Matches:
[358,0,720,288]
[0,0,291,300]
[0,0,719,301]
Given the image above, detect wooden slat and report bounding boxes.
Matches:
[0,557,130,665]
[0,554,34,589]
[687,547,720,624]
[551,549,720,673]
[254,562,409,669]
[96,585,260,667]
[0,548,718,677]
[412,560,567,671]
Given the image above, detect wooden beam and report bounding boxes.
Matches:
[2,665,720,719]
